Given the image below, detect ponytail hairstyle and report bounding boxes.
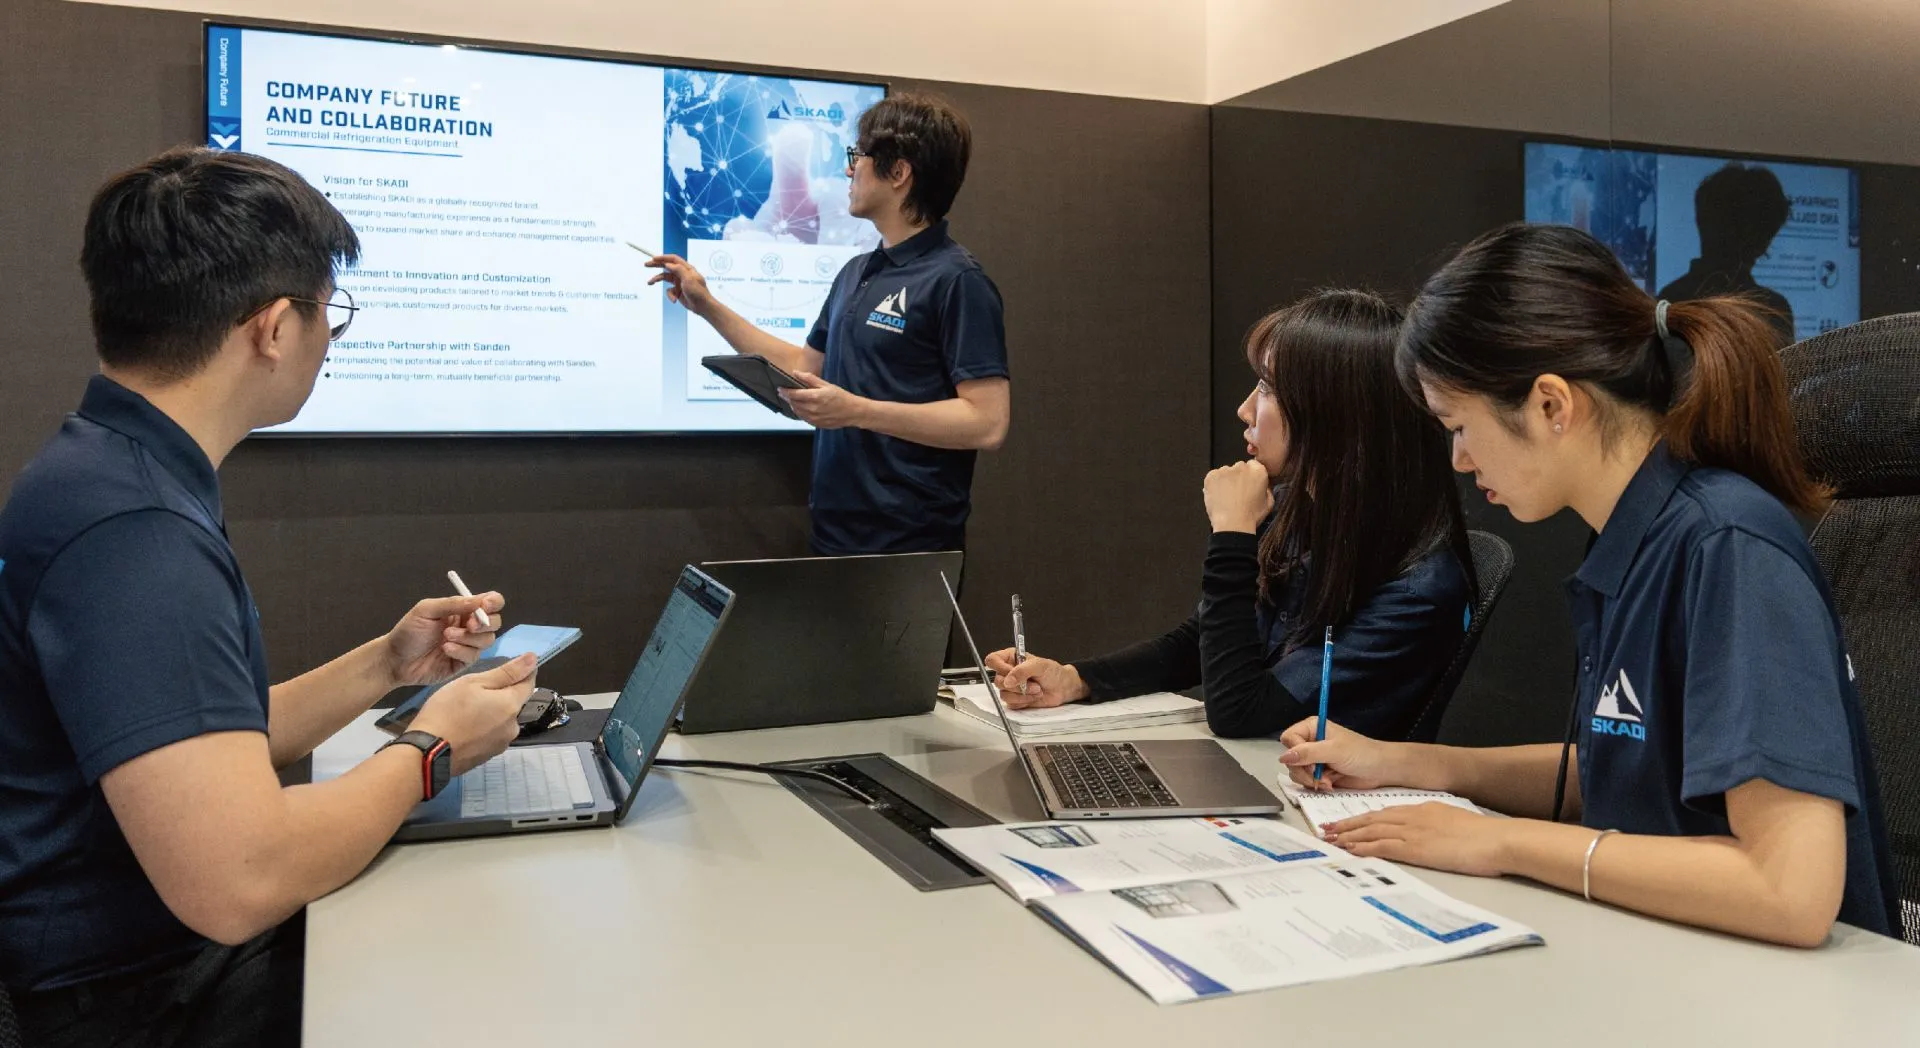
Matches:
[1247,290,1474,653]
[1395,223,1827,513]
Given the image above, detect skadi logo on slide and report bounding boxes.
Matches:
[766,99,846,124]
[865,286,909,334]
[1593,668,1646,741]
[207,120,240,151]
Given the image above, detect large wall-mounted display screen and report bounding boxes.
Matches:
[205,24,885,434]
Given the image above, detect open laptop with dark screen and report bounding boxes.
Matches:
[680,551,962,733]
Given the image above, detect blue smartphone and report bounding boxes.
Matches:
[374,624,582,735]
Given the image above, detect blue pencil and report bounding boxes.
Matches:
[1314,626,1333,783]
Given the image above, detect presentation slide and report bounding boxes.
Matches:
[1524,142,1860,341]
[204,25,884,434]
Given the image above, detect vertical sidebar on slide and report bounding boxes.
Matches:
[206,25,243,152]
[658,72,885,430]
[231,27,666,434]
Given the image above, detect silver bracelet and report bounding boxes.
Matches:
[1583,828,1619,902]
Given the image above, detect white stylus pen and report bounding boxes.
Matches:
[446,570,491,628]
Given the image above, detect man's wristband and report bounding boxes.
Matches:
[379,730,452,802]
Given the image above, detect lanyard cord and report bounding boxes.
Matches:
[1553,530,1602,823]
[1551,685,1581,823]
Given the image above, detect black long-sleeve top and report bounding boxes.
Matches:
[1073,532,1469,740]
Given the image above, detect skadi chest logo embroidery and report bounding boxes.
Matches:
[1593,668,1647,741]
[865,286,910,334]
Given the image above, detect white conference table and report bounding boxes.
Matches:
[306,696,1920,1047]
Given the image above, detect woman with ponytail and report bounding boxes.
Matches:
[1279,223,1898,946]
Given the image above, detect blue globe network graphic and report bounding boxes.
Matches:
[665,71,780,238]
[663,70,883,247]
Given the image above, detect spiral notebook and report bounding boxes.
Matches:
[1276,777,1485,837]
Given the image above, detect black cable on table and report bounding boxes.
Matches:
[652,758,876,806]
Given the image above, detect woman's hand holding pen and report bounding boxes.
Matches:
[983,650,1088,709]
[1278,718,1402,792]
[1280,717,1516,877]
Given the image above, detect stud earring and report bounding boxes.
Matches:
[1553,423,1563,433]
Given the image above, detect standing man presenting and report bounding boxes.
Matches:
[649,93,1010,555]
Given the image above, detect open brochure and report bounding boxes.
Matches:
[932,817,1540,1004]
[1274,778,1486,838]
[943,682,1204,738]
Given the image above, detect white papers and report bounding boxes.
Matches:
[934,817,1540,1005]
[934,817,1333,903]
[944,683,1204,738]
[1275,778,1484,838]
[1035,860,1539,1004]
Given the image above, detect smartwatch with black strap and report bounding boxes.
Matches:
[381,730,452,801]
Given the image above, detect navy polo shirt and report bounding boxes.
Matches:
[1568,443,1898,937]
[1076,525,1470,742]
[0,375,271,991]
[1256,546,1470,738]
[805,220,1008,555]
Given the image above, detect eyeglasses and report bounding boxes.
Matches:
[237,287,359,341]
[844,146,870,169]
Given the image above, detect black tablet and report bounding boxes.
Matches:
[700,354,807,419]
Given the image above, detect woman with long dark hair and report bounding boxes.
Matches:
[1282,223,1898,946]
[984,289,1474,742]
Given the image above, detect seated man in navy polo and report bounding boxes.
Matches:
[0,147,538,1047]
[649,92,1010,555]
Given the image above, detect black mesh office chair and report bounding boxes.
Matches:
[1403,530,1516,743]
[0,981,21,1048]
[1783,313,1920,945]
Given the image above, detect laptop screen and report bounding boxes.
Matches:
[600,566,733,792]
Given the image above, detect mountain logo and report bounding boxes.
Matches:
[1592,668,1647,740]
[767,98,844,123]
[865,286,909,334]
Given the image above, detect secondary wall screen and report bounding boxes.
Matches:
[205,24,885,434]
[1524,142,1860,342]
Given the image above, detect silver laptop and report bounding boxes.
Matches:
[940,574,1280,819]
[391,566,734,842]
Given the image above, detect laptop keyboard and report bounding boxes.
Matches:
[459,746,596,818]
[1030,742,1180,811]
